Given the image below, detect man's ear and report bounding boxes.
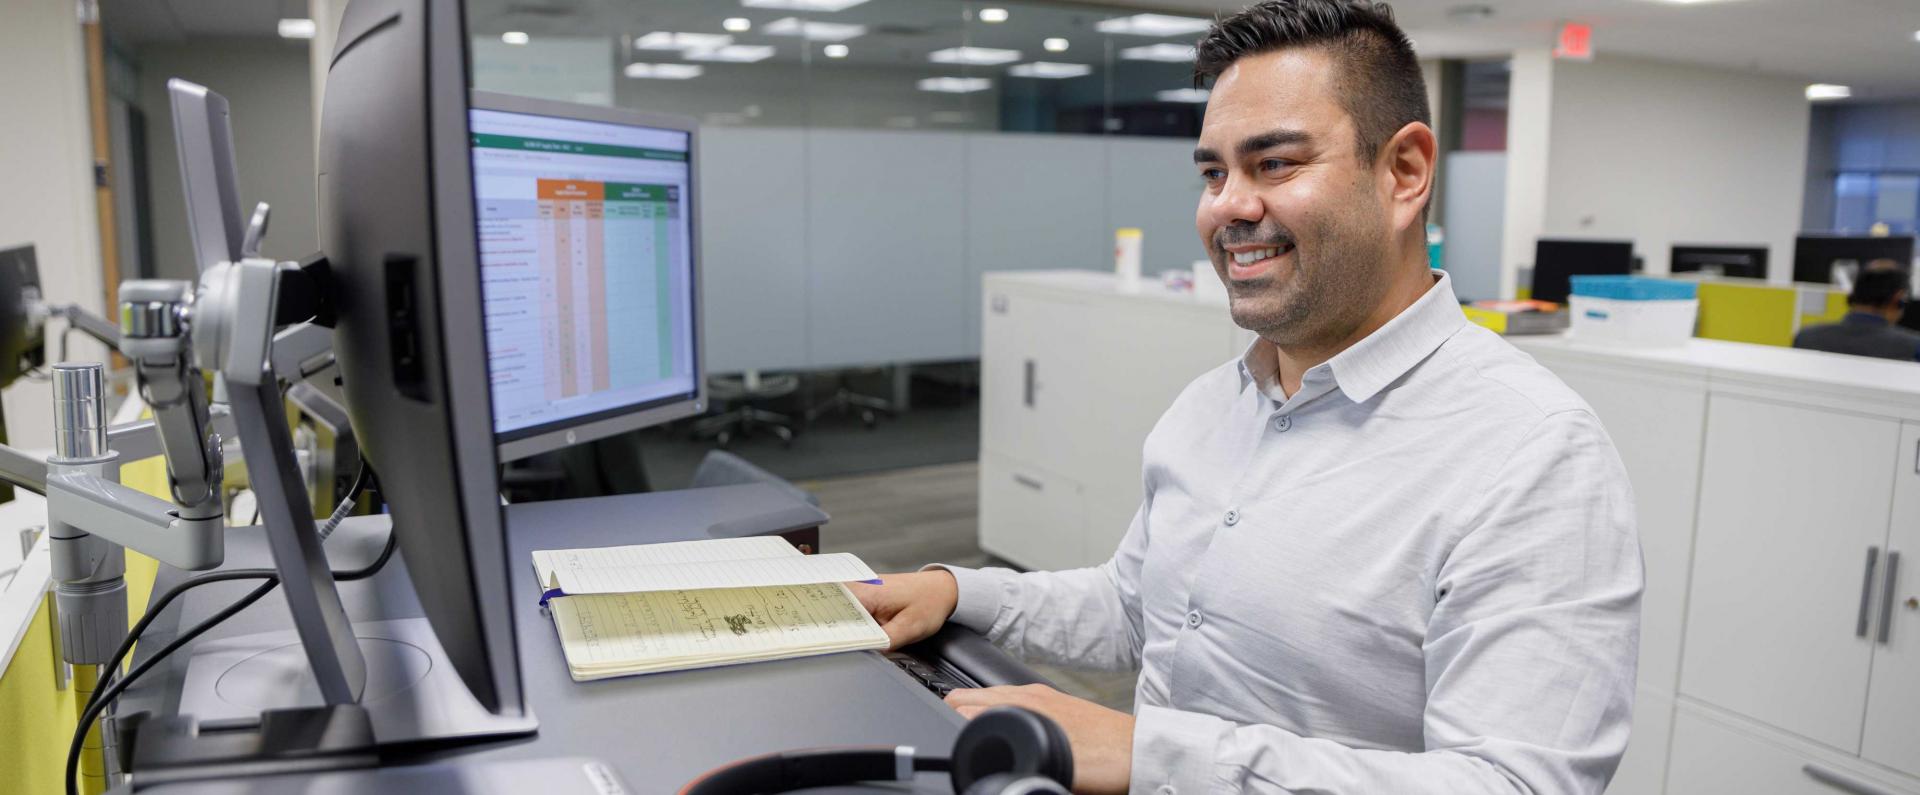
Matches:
[1381,121,1437,234]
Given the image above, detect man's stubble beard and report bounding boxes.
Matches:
[1226,199,1391,349]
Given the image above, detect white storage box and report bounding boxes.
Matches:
[1567,276,1698,347]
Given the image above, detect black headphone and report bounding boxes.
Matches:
[678,706,1074,795]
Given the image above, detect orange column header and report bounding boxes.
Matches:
[537,178,605,200]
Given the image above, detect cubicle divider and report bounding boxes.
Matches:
[698,127,1200,374]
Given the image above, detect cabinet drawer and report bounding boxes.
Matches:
[1667,706,1919,795]
[978,453,1086,572]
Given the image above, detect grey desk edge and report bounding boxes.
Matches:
[115,483,1020,793]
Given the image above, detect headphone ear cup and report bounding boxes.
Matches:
[949,706,1075,793]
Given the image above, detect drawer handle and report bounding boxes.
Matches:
[1804,763,1902,795]
[1858,547,1880,638]
[1879,551,1900,645]
[1012,475,1043,492]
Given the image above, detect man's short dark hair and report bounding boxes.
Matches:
[1851,268,1911,308]
[1193,1,1430,164]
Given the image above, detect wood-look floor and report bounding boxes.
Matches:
[803,461,1138,713]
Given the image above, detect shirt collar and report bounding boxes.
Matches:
[1843,311,1891,327]
[1237,270,1466,405]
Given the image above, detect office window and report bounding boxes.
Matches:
[1833,172,1920,235]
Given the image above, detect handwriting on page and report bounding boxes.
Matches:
[549,583,879,667]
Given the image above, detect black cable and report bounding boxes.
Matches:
[66,577,279,795]
[66,460,390,795]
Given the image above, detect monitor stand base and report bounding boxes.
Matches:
[127,618,539,787]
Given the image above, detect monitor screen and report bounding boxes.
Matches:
[469,108,699,441]
[1532,239,1634,305]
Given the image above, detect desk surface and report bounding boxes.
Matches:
[122,485,969,793]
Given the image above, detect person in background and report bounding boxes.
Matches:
[1793,260,1920,363]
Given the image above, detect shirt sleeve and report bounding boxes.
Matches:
[925,500,1151,672]
[1128,409,1644,795]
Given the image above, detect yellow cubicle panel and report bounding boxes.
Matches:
[0,453,167,795]
[1695,281,1800,347]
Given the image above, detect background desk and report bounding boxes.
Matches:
[119,485,1000,793]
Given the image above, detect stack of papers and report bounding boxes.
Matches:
[532,536,888,680]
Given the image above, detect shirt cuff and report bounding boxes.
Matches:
[1132,704,1228,795]
[919,563,1008,635]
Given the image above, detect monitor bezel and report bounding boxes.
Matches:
[466,91,708,463]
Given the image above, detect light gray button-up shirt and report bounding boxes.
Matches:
[938,271,1642,794]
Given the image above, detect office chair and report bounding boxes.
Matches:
[693,370,798,447]
[804,366,895,428]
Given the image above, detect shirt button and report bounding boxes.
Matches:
[1272,415,1292,432]
[1157,787,1177,795]
[1223,508,1240,526]
[1185,610,1203,629]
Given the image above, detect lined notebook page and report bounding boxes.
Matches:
[533,537,877,595]
[547,583,888,679]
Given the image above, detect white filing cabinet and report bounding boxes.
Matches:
[978,271,1246,570]
[1513,336,1920,795]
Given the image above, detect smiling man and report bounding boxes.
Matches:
[850,2,1642,793]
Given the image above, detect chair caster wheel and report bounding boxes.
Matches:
[861,411,877,427]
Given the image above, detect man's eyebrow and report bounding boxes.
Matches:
[1193,146,1221,164]
[1237,129,1312,157]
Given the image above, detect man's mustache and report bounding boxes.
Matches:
[1214,226,1296,252]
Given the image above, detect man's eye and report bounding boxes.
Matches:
[1260,158,1291,173]
[1200,167,1226,182]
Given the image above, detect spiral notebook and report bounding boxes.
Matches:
[531,536,888,681]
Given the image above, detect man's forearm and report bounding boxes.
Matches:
[1133,705,1603,795]
[929,562,1143,672]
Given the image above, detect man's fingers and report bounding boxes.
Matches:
[845,581,884,613]
[944,686,1020,708]
[953,704,986,719]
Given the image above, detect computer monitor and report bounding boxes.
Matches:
[168,79,244,271]
[319,0,524,718]
[1531,238,1634,305]
[1671,244,1768,280]
[1792,234,1916,285]
[0,244,43,381]
[318,0,705,725]
[468,92,705,463]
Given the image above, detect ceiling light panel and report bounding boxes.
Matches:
[635,32,734,51]
[918,77,993,93]
[1805,83,1851,100]
[742,0,869,11]
[278,18,316,39]
[684,44,778,62]
[625,63,705,79]
[1156,88,1210,103]
[1008,62,1091,79]
[1096,14,1212,37]
[1119,43,1197,62]
[762,17,868,41]
[928,46,1021,65]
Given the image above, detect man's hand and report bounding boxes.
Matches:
[945,685,1135,795]
[846,569,958,650]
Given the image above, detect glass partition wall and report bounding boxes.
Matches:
[465,0,1214,375]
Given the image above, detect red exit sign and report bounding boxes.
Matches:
[1554,22,1594,61]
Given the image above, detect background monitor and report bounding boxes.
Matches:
[467,92,705,463]
[1532,238,1635,305]
[1671,244,1768,280]
[1792,234,1915,285]
[318,0,523,717]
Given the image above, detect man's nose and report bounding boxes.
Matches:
[1210,173,1264,227]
